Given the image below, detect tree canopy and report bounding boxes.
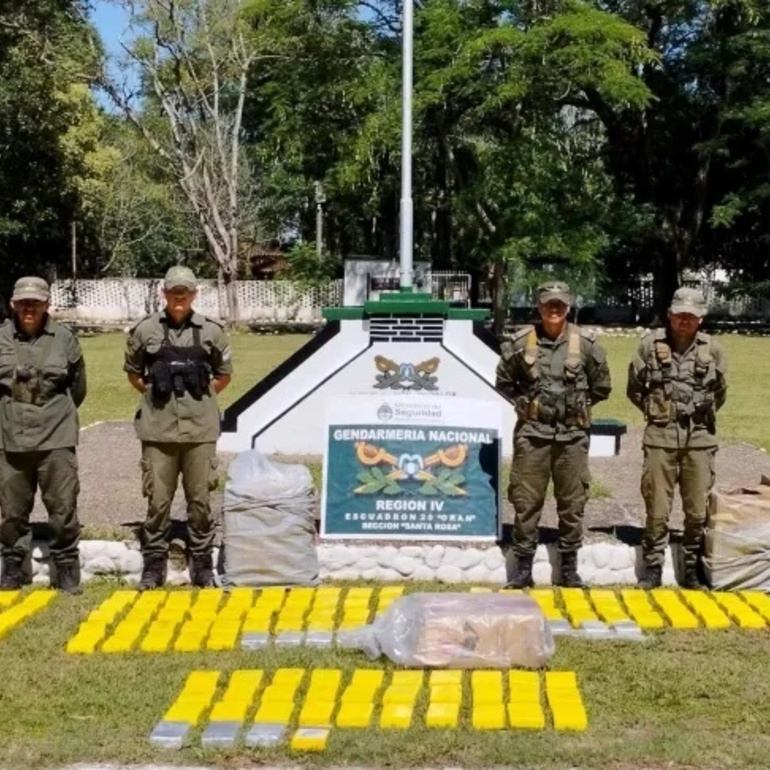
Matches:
[0,0,767,321]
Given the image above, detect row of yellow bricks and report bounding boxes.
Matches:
[67,586,404,654]
[474,587,770,630]
[65,585,770,655]
[0,590,56,640]
[158,667,587,751]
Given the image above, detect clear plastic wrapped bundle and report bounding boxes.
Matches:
[338,592,555,669]
[222,452,319,587]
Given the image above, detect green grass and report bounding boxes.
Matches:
[27,329,766,768]
[78,330,770,452]
[3,582,770,768]
[593,333,770,451]
[77,330,311,427]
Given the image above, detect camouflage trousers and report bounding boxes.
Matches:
[0,448,81,565]
[140,442,220,558]
[641,445,716,568]
[506,434,591,557]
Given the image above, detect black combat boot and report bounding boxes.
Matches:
[53,563,83,596]
[0,557,24,591]
[681,562,706,591]
[638,565,662,590]
[505,555,534,589]
[190,553,216,588]
[559,552,585,588]
[138,555,167,591]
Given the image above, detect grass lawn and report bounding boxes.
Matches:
[79,329,770,451]
[2,582,770,769]
[7,327,761,769]
[593,333,770,452]
[78,330,312,427]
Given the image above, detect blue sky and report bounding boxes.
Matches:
[90,2,135,107]
[90,1,128,56]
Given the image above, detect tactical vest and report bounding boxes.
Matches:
[644,330,717,428]
[10,331,68,406]
[146,325,212,402]
[515,324,591,428]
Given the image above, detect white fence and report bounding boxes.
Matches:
[50,279,343,324]
[595,274,770,323]
[49,274,770,325]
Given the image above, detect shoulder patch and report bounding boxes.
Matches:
[128,314,158,335]
[578,326,597,342]
[510,324,534,342]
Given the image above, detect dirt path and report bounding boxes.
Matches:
[28,421,770,542]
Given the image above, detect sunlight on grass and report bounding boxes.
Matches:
[594,333,770,451]
[2,582,770,768]
[77,330,311,427]
[78,330,770,452]
[5,328,770,768]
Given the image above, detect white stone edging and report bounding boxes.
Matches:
[20,539,679,587]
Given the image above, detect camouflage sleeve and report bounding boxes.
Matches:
[494,341,518,401]
[584,339,611,405]
[626,336,649,413]
[124,322,147,375]
[66,331,87,407]
[209,323,234,377]
[712,340,727,412]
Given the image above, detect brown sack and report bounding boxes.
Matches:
[704,483,770,591]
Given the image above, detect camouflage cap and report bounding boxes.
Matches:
[537,280,571,305]
[164,265,197,291]
[670,287,707,317]
[11,276,50,303]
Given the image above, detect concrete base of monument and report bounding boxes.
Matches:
[13,538,681,587]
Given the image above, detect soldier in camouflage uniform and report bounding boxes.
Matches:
[627,287,727,590]
[125,266,233,590]
[0,277,87,594]
[496,281,612,588]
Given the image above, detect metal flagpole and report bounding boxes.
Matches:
[399,0,413,291]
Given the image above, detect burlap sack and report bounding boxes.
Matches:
[704,475,770,591]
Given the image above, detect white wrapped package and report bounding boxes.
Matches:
[222,452,319,587]
[338,592,554,669]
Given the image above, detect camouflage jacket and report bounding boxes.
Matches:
[124,310,233,443]
[0,316,87,452]
[495,323,612,442]
[627,328,727,449]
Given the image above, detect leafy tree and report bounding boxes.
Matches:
[245,0,651,331]
[101,0,263,321]
[706,3,770,294]
[85,119,204,277]
[0,0,102,285]
[577,0,770,317]
[278,242,340,289]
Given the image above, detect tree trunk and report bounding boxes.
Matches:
[492,259,507,336]
[651,244,679,325]
[467,263,483,306]
[431,135,452,270]
[223,269,240,324]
